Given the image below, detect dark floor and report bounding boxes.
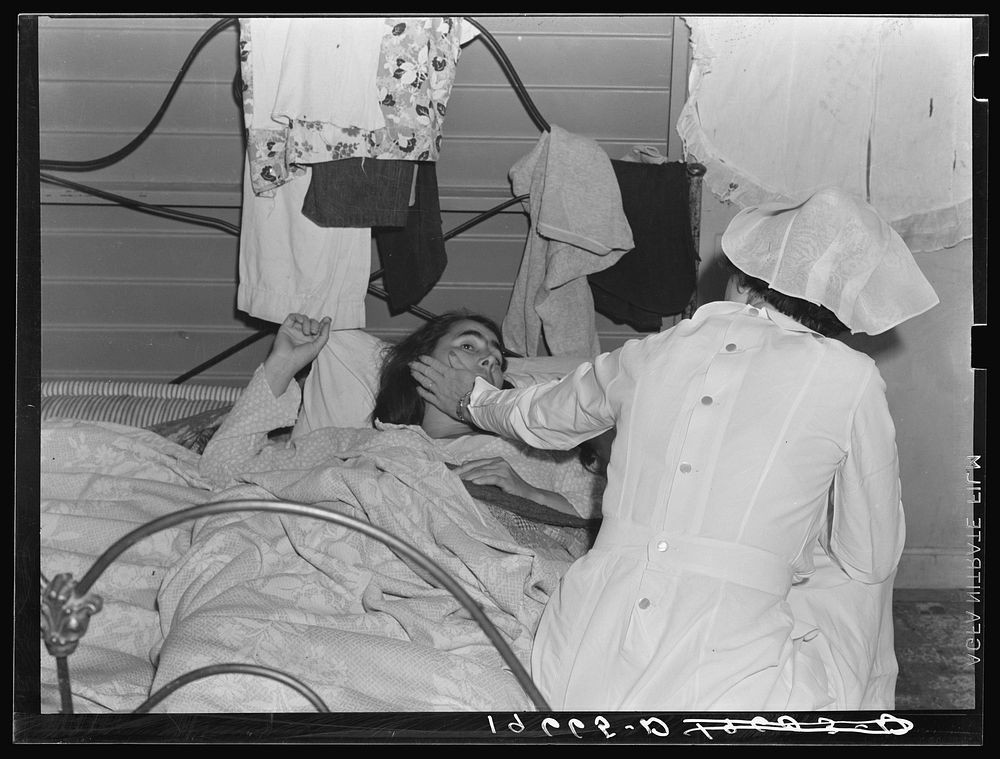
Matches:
[893,589,978,710]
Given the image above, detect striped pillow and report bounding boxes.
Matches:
[41,380,243,428]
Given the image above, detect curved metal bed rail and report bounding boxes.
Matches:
[38,170,242,236]
[461,17,550,133]
[133,663,331,714]
[39,17,239,173]
[41,498,552,713]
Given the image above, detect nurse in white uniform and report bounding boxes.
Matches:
[411,187,939,711]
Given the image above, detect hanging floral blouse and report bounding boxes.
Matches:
[240,17,477,196]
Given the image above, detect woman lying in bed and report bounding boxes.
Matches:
[201,311,606,522]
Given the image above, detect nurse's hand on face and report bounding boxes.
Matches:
[409,354,477,420]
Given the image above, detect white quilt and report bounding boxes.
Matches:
[40,419,579,713]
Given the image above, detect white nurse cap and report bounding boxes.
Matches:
[722,187,939,335]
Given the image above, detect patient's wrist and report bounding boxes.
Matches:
[263,356,296,398]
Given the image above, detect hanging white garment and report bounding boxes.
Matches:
[235,17,378,327]
[240,17,385,195]
[237,16,481,329]
[271,18,386,132]
[677,16,973,252]
[237,156,370,328]
[240,17,478,195]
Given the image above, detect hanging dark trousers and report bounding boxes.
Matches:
[302,157,416,228]
[373,162,448,314]
[302,157,448,314]
[589,160,697,331]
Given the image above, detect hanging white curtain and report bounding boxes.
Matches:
[677,16,973,253]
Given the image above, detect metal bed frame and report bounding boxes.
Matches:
[41,498,550,712]
[38,15,705,714]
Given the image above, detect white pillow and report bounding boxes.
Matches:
[292,330,387,436]
[292,329,591,435]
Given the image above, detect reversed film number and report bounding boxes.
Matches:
[486,714,670,739]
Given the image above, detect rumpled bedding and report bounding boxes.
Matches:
[40,420,215,713]
[40,418,583,713]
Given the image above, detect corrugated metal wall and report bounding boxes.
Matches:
[38,15,689,385]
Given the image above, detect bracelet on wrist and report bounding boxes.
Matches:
[456,389,473,423]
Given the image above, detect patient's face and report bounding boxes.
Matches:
[435,319,505,387]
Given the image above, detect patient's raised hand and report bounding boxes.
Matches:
[264,313,331,397]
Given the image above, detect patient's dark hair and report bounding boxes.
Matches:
[372,310,509,426]
[724,257,849,338]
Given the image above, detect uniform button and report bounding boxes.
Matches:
[679,462,692,473]
[656,540,670,552]
[638,597,651,609]
[701,395,713,405]
[725,343,737,352]
[748,307,759,317]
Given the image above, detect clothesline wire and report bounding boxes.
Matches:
[368,193,530,284]
[39,171,242,236]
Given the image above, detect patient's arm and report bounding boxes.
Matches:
[201,314,331,488]
[199,364,304,487]
[453,457,579,516]
[264,313,331,396]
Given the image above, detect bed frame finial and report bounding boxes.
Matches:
[40,573,103,658]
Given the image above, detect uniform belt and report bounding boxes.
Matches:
[593,515,793,596]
